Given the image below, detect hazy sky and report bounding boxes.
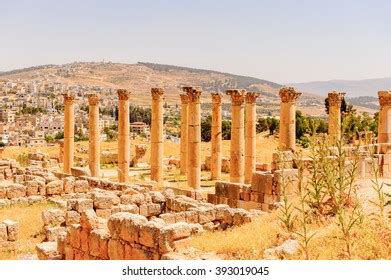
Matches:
[1,0,390,83]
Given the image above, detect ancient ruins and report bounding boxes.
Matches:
[1,86,391,260]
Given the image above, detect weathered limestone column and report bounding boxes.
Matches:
[244,92,260,184]
[226,89,246,183]
[279,87,301,151]
[328,91,345,145]
[210,92,222,180]
[63,92,75,174]
[88,93,100,177]
[184,87,202,189]
[117,89,131,183]
[378,91,391,154]
[179,93,189,175]
[150,88,164,187]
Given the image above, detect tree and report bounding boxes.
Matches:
[222,119,231,140]
[201,116,212,142]
[54,131,64,140]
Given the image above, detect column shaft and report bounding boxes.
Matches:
[150,88,164,187]
[117,89,130,183]
[278,87,301,151]
[63,92,75,174]
[179,95,189,175]
[227,89,245,183]
[328,91,344,145]
[378,91,391,153]
[88,93,100,177]
[244,92,260,184]
[211,93,222,180]
[184,87,201,189]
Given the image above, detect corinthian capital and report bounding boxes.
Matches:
[187,87,202,103]
[63,91,75,105]
[378,91,391,107]
[245,92,260,104]
[328,91,345,107]
[151,88,165,100]
[117,89,131,101]
[279,87,301,103]
[226,89,246,106]
[87,93,99,106]
[211,92,222,104]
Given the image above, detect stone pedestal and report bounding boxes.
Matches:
[88,93,100,177]
[183,87,202,189]
[226,89,246,183]
[150,88,165,187]
[245,92,260,184]
[179,94,189,175]
[378,91,391,154]
[117,89,131,183]
[278,87,301,151]
[328,91,345,145]
[63,92,75,174]
[211,93,222,180]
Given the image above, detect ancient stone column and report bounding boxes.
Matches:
[279,87,301,151]
[378,91,391,153]
[179,94,189,175]
[150,88,164,187]
[63,92,75,174]
[211,92,222,180]
[88,93,100,177]
[244,92,260,184]
[226,89,246,183]
[184,87,202,189]
[117,89,131,183]
[328,91,345,145]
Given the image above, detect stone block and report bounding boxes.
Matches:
[64,245,74,260]
[66,210,81,225]
[68,224,81,249]
[74,180,89,193]
[45,226,66,241]
[3,219,19,241]
[42,209,66,226]
[0,185,6,199]
[75,199,93,213]
[36,242,61,260]
[63,176,75,194]
[93,192,120,209]
[108,239,124,260]
[139,221,163,248]
[251,172,273,194]
[89,228,110,259]
[159,213,176,224]
[46,180,63,195]
[139,203,161,217]
[80,209,98,232]
[6,184,27,199]
[0,223,7,241]
[25,180,39,196]
[96,209,112,219]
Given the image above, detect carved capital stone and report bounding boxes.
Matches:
[182,86,194,94]
[226,89,246,106]
[378,91,391,107]
[87,93,99,106]
[151,87,164,100]
[187,87,202,103]
[211,92,222,104]
[245,92,260,104]
[117,89,131,101]
[63,91,75,105]
[180,93,189,104]
[278,87,301,103]
[328,91,345,107]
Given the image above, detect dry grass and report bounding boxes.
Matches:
[0,202,56,260]
[191,210,391,260]
[191,212,281,259]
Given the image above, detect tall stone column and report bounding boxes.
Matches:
[328,91,345,145]
[88,93,100,177]
[63,92,75,174]
[244,92,260,184]
[211,92,222,180]
[179,94,189,175]
[279,87,301,151]
[378,91,391,153]
[183,87,202,189]
[150,88,164,187]
[226,89,246,183]
[117,89,131,183]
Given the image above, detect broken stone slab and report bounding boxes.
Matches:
[36,242,62,260]
[2,220,20,241]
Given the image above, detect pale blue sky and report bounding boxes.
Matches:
[1,0,390,83]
